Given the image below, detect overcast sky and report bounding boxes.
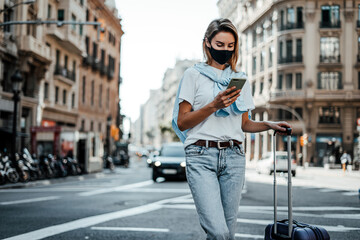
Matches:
[115,0,219,122]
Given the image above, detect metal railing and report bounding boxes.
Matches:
[278,55,303,64]
[280,22,304,31]
[319,20,341,28]
[54,66,75,81]
[319,55,340,63]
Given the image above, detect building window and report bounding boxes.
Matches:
[85,37,89,54]
[98,123,102,132]
[260,80,264,94]
[57,9,64,21]
[260,51,265,71]
[93,42,98,59]
[79,25,83,36]
[279,41,283,59]
[358,72,360,89]
[296,73,302,89]
[269,46,274,67]
[286,40,292,60]
[90,121,94,131]
[99,84,102,107]
[81,119,85,131]
[56,50,60,68]
[82,76,86,104]
[71,93,75,108]
[72,61,76,80]
[47,4,52,19]
[252,82,256,96]
[319,106,340,124]
[63,89,67,105]
[91,80,94,106]
[44,82,49,99]
[94,17,97,29]
[71,14,76,31]
[252,56,256,75]
[252,30,257,47]
[296,39,302,58]
[64,55,68,70]
[286,73,292,89]
[55,86,59,103]
[287,8,295,25]
[318,72,342,90]
[107,88,110,109]
[3,4,14,33]
[80,0,84,6]
[86,9,89,21]
[321,5,340,27]
[320,37,340,62]
[277,74,283,89]
[295,107,303,119]
[297,7,303,26]
[280,10,284,28]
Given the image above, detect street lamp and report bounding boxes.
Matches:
[11,70,23,167]
[0,0,36,14]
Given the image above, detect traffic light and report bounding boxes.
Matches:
[300,134,308,147]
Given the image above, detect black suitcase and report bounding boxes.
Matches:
[264,128,330,240]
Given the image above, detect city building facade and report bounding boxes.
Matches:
[0,0,123,172]
[218,0,360,166]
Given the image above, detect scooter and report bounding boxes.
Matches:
[16,153,31,183]
[1,154,19,183]
[0,154,7,185]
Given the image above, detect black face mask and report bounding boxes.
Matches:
[208,44,234,65]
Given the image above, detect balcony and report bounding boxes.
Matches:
[18,35,51,63]
[280,22,304,31]
[278,55,303,64]
[91,59,100,71]
[100,63,107,76]
[82,55,94,66]
[107,67,114,80]
[319,20,341,28]
[54,66,75,83]
[269,90,305,101]
[319,55,340,63]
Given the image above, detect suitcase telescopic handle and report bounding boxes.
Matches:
[272,127,293,237]
[274,128,292,136]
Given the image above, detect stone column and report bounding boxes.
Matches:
[254,113,260,162]
[343,5,354,90]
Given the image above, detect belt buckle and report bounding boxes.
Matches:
[217,141,227,150]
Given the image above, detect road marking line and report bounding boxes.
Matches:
[342,192,358,196]
[234,233,263,239]
[78,180,154,196]
[236,218,360,232]
[91,226,169,232]
[0,196,60,205]
[163,204,360,220]
[3,194,190,240]
[123,188,190,193]
[319,189,339,193]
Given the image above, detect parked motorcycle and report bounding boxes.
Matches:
[39,155,54,179]
[1,153,19,183]
[0,154,7,185]
[22,149,45,180]
[16,153,31,183]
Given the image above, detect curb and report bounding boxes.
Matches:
[0,171,110,190]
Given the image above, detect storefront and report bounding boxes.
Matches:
[315,134,342,167]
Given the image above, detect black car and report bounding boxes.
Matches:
[152,142,186,181]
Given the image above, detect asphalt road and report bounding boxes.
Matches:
[0,157,359,240]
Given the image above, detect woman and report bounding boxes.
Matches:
[172,18,291,240]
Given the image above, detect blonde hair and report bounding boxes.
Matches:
[203,18,239,72]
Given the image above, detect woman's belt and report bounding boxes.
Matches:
[193,140,242,150]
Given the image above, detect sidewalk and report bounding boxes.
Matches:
[246,160,360,192]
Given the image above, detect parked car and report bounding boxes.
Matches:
[152,142,186,181]
[256,151,297,177]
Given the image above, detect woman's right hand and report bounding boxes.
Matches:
[211,86,241,110]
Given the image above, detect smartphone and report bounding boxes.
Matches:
[226,78,246,94]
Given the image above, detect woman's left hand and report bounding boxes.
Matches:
[266,121,292,135]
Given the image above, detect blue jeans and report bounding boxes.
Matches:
[185,144,246,240]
